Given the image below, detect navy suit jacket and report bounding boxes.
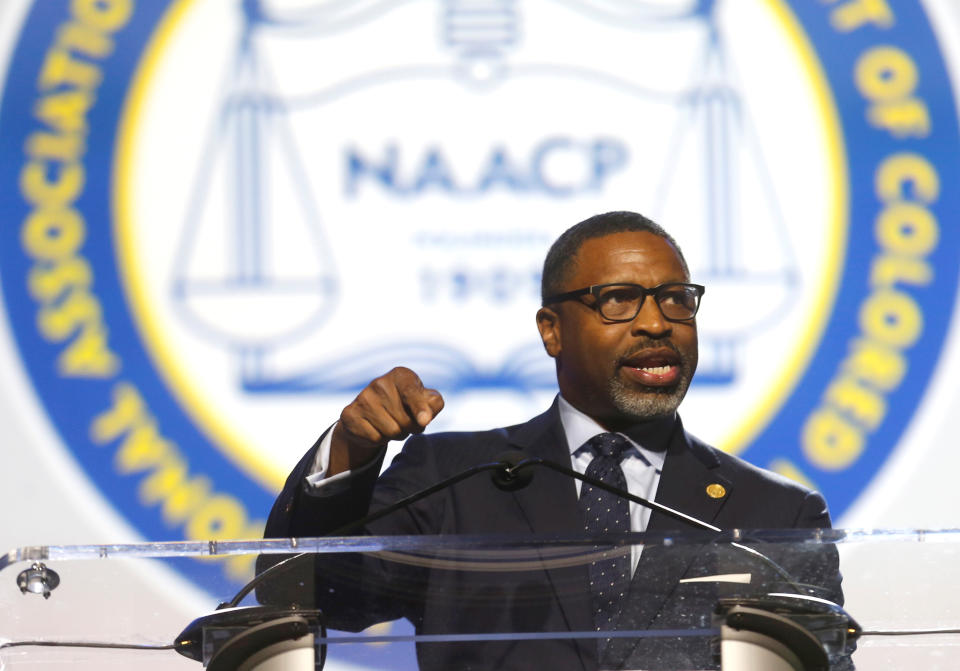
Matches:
[263,401,841,670]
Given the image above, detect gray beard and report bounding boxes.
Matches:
[608,368,692,422]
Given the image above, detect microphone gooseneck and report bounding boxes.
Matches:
[493,450,719,532]
[491,451,813,596]
[230,456,525,609]
[237,450,812,609]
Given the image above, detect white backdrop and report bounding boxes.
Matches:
[1,1,960,668]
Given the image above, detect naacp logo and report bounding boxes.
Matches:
[1,0,958,624]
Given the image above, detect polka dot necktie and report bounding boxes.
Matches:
[578,432,633,645]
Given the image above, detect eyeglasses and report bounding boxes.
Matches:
[542,282,705,323]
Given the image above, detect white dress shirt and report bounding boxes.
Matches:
[558,395,664,571]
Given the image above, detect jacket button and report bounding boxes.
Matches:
[705,483,727,499]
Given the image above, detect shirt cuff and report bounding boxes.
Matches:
[303,422,385,495]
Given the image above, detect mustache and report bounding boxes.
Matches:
[617,338,682,362]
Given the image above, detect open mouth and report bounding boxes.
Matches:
[620,348,681,387]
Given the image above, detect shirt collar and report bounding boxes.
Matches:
[557,394,671,470]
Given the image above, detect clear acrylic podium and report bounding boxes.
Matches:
[0,529,957,669]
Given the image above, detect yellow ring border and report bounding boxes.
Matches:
[718,0,848,456]
[113,0,290,491]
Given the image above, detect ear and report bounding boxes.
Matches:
[536,306,562,358]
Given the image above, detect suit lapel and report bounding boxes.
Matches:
[649,424,732,533]
[506,402,582,536]
[604,420,732,668]
[504,402,596,670]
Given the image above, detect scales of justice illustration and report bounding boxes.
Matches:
[169,0,800,396]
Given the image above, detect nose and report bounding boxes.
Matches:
[630,296,671,338]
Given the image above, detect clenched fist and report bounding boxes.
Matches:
[329,367,445,476]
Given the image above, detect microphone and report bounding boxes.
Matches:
[489,451,534,491]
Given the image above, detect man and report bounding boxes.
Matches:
[264,211,843,670]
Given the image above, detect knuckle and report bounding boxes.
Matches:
[392,366,422,388]
[370,377,392,395]
[349,394,373,416]
[338,413,363,436]
[340,403,360,422]
[389,366,413,382]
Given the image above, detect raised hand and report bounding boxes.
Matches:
[329,367,445,475]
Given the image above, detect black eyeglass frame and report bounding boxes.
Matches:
[541,282,706,323]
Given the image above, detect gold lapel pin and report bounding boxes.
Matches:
[705,483,727,499]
